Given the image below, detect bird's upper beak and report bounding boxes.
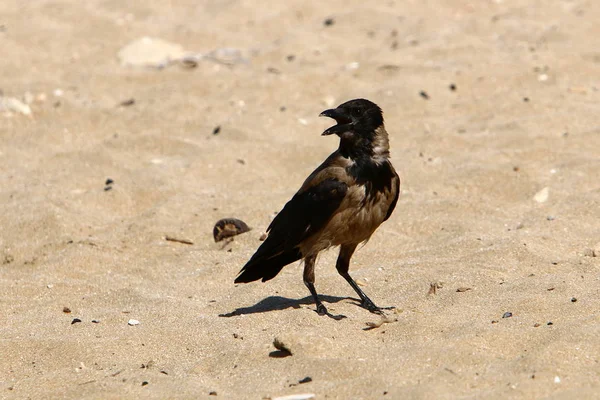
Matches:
[319,107,352,136]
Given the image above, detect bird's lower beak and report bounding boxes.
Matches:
[319,108,352,136]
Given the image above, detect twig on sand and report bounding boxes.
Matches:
[165,236,194,245]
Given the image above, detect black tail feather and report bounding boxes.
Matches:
[235,249,302,283]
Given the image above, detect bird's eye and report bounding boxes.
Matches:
[352,108,362,117]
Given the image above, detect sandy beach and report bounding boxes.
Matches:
[1,1,599,398]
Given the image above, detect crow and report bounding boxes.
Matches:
[235,99,400,317]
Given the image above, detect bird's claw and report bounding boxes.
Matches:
[316,304,347,320]
[363,300,395,315]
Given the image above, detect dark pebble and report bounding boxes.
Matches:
[119,98,135,107]
[324,18,335,26]
[286,55,295,62]
[547,322,553,326]
[142,381,148,386]
[209,391,217,396]
[571,297,577,302]
[502,312,513,318]
[63,307,71,313]
[104,186,112,191]
[71,318,82,325]
[298,377,313,384]
[91,319,100,323]
[449,83,456,91]
[523,97,530,102]
[105,178,114,185]
[419,91,430,100]
[213,126,221,135]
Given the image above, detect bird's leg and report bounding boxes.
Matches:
[303,254,327,315]
[336,244,392,314]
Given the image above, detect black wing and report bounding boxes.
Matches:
[383,172,400,222]
[235,178,348,283]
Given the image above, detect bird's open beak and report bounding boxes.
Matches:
[319,108,352,136]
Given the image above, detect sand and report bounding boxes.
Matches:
[1,1,599,398]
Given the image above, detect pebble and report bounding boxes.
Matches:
[554,376,561,384]
[0,97,32,116]
[419,91,429,100]
[128,319,140,326]
[345,61,360,70]
[118,37,186,68]
[502,312,513,318]
[324,18,335,26]
[534,187,549,203]
[63,307,71,313]
[91,319,100,323]
[273,337,293,356]
[71,318,82,325]
[570,297,577,303]
[583,248,595,257]
[273,394,315,400]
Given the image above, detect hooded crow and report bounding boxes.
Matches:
[235,99,400,316]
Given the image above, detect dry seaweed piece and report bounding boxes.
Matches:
[213,218,251,242]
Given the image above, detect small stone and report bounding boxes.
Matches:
[533,323,541,327]
[259,232,267,241]
[128,319,140,326]
[298,377,313,384]
[63,307,71,313]
[449,83,457,91]
[554,376,561,384]
[118,37,186,68]
[538,74,549,82]
[213,125,221,135]
[547,321,553,326]
[91,319,100,323]
[355,278,368,287]
[273,394,315,400]
[119,98,135,107]
[583,248,595,257]
[141,381,149,386]
[273,337,293,356]
[534,187,549,203]
[570,297,577,302]
[456,287,472,292]
[419,91,429,100]
[71,318,82,325]
[324,18,335,26]
[502,312,513,318]
[546,215,555,221]
[0,97,32,116]
[345,61,360,70]
[105,178,114,185]
[209,391,217,396]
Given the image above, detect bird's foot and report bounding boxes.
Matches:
[315,303,347,320]
[316,303,328,315]
[362,300,395,315]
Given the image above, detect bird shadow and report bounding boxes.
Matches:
[218,295,354,318]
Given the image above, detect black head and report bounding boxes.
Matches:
[319,98,384,138]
